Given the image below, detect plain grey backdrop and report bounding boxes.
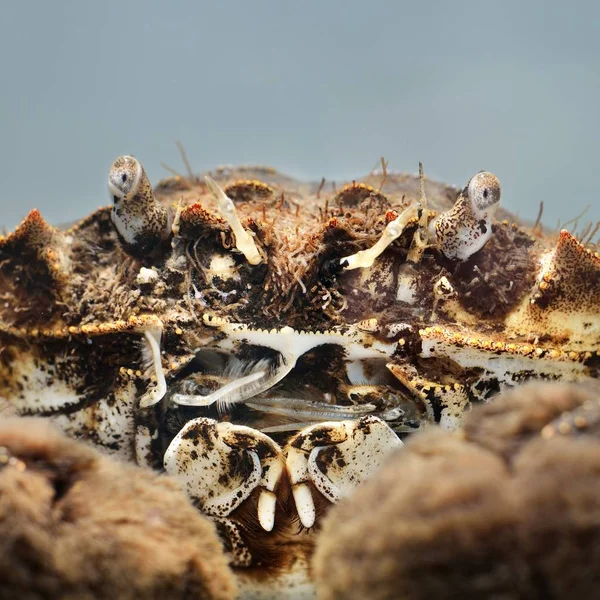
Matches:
[1,0,598,231]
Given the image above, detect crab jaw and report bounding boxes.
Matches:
[170,316,399,411]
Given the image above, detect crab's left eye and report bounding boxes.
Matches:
[468,171,501,212]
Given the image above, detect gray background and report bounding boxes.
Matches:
[1,0,598,232]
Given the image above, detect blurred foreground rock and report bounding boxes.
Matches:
[0,418,237,600]
[314,382,600,600]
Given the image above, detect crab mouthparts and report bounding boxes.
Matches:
[159,321,419,433]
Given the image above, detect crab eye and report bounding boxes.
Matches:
[108,155,170,255]
[468,171,501,213]
[108,155,141,201]
[429,170,501,261]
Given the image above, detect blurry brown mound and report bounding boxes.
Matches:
[313,382,600,600]
[0,418,237,600]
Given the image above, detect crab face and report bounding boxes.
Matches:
[1,158,599,590]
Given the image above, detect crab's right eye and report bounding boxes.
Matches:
[107,155,170,255]
[467,171,501,213]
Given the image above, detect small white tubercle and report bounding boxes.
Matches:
[204,176,263,265]
[341,203,419,270]
[136,267,159,285]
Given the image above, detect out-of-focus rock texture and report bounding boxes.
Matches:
[314,382,600,600]
[0,418,237,600]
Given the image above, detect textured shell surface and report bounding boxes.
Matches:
[1,159,599,598]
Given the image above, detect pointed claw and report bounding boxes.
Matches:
[286,418,402,527]
[258,490,277,531]
[286,442,316,528]
[220,423,284,531]
[293,483,316,529]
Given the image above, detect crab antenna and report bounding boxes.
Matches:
[406,162,430,263]
[204,176,263,265]
[340,202,420,270]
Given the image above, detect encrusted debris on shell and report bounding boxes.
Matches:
[1,158,598,596]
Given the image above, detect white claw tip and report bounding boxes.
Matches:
[293,483,316,529]
[258,490,277,531]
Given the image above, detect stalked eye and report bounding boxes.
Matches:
[429,170,501,261]
[108,155,170,256]
[467,171,501,213]
[108,155,141,201]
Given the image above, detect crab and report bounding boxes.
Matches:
[1,154,599,596]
